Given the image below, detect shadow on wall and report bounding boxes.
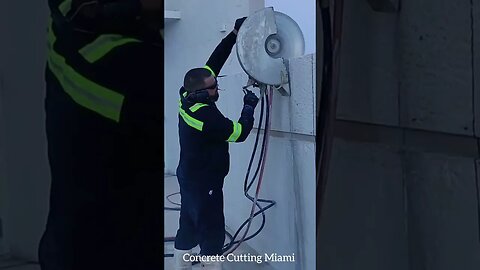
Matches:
[0,0,51,261]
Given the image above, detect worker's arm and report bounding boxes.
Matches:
[204,17,246,77]
[196,91,259,143]
[112,42,163,173]
[198,105,255,143]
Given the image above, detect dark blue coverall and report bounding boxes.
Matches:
[39,1,162,269]
[174,31,255,255]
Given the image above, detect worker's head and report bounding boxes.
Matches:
[183,68,219,102]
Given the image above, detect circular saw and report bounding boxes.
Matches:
[236,7,305,93]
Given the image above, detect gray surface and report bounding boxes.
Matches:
[0,256,39,270]
[334,120,480,158]
[322,0,480,269]
[474,1,480,136]
[338,0,475,136]
[318,139,408,270]
[0,0,51,260]
[0,73,7,256]
[406,153,480,270]
[320,138,480,270]
[398,0,473,135]
[367,0,400,12]
[336,0,400,126]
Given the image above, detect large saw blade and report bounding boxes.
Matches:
[236,7,305,86]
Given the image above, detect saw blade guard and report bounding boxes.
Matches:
[236,7,305,86]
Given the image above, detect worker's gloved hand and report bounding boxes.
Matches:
[243,90,259,108]
[234,17,247,31]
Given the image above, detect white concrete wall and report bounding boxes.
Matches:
[0,0,51,260]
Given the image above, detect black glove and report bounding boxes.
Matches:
[243,90,259,108]
[234,17,247,31]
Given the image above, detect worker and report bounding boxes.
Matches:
[174,17,260,270]
[39,0,162,269]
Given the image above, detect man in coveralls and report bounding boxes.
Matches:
[40,0,162,269]
[173,17,260,270]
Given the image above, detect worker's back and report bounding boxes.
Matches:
[176,88,230,186]
[40,1,163,269]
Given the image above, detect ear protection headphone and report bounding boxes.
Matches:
[184,77,220,103]
[186,90,211,103]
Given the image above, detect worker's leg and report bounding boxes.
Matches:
[38,212,73,270]
[197,185,225,256]
[174,182,199,270]
[174,183,199,250]
[175,177,225,255]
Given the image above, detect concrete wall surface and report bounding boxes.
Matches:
[318,0,480,269]
[319,137,480,270]
[0,0,51,260]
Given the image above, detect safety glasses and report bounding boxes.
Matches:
[195,79,224,92]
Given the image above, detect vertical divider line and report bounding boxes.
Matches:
[471,0,480,243]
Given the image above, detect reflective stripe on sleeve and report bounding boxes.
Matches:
[189,103,208,112]
[79,35,140,63]
[47,21,125,122]
[227,122,243,142]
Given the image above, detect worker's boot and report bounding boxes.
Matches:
[174,248,192,270]
[201,261,222,270]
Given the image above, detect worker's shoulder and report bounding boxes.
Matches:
[120,38,162,52]
[93,38,162,76]
[108,39,162,61]
[93,36,161,65]
[191,103,226,121]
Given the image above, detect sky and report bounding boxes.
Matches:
[265,0,316,54]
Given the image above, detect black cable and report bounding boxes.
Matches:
[246,93,269,195]
[164,206,180,211]
[224,94,269,251]
[223,95,268,252]
[243,96,265,192]
[166,192,181,206]
[223,90,276,252]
